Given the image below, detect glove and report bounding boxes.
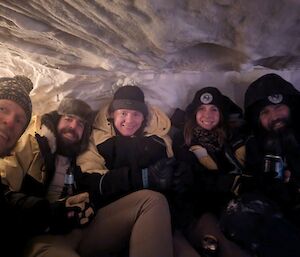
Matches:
[50,192,94,233]
[65,192,94,226]
[5,190,51,235]
[172,162,194,194]
[142,158,175,191]
[98,158,175,196]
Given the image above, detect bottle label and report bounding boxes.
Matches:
[264,154,284,179]
[64,173,74,185]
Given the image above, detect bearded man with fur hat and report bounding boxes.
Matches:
[0,96,99,257]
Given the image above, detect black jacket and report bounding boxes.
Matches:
[78,134,169,208]
[172,129,245,218]
[245,129,300,219]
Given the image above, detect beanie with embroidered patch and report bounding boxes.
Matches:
[244,73,300,127]
[186,87,228,117]
[0,75,33,128]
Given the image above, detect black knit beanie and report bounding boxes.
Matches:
[0,75,33,128]
[110,85,148,117]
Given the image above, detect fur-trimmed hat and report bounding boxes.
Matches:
[0,75,33,128]
[57,97,93,124]
[244,73,300,125]
[41,97,94,155]
[58,97,94,145]
[186,87,227,117]
[110,85,148,117]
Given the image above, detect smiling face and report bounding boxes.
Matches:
[0,99,27,157]
[195,104,220,131]
[113,109,144,136]
[57,115,85,144]
[259,104,290,132]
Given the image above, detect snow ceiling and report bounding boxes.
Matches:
[0,0,300,115]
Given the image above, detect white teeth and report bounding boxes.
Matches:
[64,132,75,140]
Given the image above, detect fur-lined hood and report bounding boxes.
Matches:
[0,112,93,191]
[92,104,171,147]
[77,104,173,174]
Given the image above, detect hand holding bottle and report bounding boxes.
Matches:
[65,192,94,225]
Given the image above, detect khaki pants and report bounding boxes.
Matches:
[24,190,173,257]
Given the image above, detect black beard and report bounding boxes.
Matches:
[267,117,290,132]
[56,134,81,157]
[257,117,290,138]
[263,132,282,155]
[263,125,299,157]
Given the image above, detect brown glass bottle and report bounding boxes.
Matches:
[61,167,76,198]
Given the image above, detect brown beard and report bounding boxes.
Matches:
[56,131,81,157]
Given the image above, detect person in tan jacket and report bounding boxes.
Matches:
[0,77,93,257]
[76,85,179,257]
[1,96,98,257]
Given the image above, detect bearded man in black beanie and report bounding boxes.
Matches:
[220,73,300,257]
[243,73,300,218]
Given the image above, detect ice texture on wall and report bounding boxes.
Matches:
[0,0,299,115]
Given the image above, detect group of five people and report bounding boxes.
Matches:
[1,73,300,257]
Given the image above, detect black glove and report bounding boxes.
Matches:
[5,190,51,235]
[172,162,194,194]
[92,158,175,198]
[142,158,175,192]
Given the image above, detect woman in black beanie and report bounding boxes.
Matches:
[173,87,250,257]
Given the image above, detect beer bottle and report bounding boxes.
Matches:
[264,137,284,180]
[61,166,76,198]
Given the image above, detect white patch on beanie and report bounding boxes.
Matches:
[268,94,283,104]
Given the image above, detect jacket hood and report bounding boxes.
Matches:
[244,73,300,128]
[93,104,171,142]
[91,103,173,156]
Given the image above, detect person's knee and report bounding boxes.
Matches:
[25,242,80,257]
[24,234,80,257]
[137,189,168,203]
[132,189,169,212]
